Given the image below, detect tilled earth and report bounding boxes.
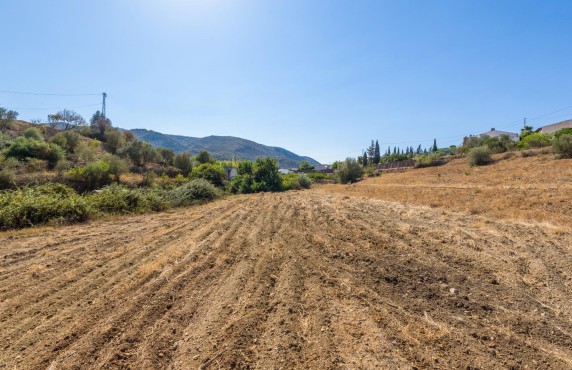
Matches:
[1,191,571,369]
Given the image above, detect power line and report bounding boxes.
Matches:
[5,103,101,111]
[0,89,101,96]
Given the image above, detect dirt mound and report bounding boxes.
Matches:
[1,191,571,368]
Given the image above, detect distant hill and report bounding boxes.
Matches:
[128,129,320,168]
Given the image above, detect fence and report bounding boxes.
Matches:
[376,160,416,170]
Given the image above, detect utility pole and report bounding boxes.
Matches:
[102,92,107,117]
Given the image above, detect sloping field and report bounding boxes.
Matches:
[320,151,572,226]
[1,187,571,368]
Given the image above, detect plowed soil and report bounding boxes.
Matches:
[2,185,572,368]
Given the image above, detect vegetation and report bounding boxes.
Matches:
[552,134,572,158]
[0,107,18,129]
[229,157,282,193]
[467,146,492,166]
[190,163,226,187]
[336,158,364,184]
[298,160,314,170]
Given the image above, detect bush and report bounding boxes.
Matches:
[22,127,44,141]
[195,150,214,164]
[120,140,158,165]
[88,183,169,214]
[554,128,572,139]
[50,131,82,152]
[102,154,130,181]
[336,158,364,184]
[414,153,442,168]
[298,160,314,170]
[190,163,226,186]
[297,174,311,189]
[68,161,113,190]
[104,127,126,154]
[169,179,221,206]
[0,169,15,189]
[4,137,65,167]
[518,132,553,149]
[467,146,492,166]
[0,184,91,229]
[552,134,572,158]
[306,172,334,182]
[252,157,282,192]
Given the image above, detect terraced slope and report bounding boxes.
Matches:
[1,191,571,368]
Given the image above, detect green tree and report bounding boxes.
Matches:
[174,152,193,176]
[298,160,314,170]
[89,111,112,138]
[252,157,282,192]
[22,127,44,141]
[362,152,368,166]
[374,140,381,164]
[196,150,214,164]
[104,127,126,154]
[0,107,18,129]
[432,139,438,152]
[336,158,364,184]
[120,140,157,165]
[519,125,534,141]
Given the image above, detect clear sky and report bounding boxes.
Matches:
[2,0,572,163]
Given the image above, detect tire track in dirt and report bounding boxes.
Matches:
[1,191,571,368]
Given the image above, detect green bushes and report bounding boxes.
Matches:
[517,132,553,149]
[0,184,90,229]
[50,131,82,152]
[552,134,572,158]
[190,163,226,186]
[0,170,15,189]
[414,153,442,168]
[4,137,65,167]
[336,158,364,184]
[467,146,492,166]
[229,158,282,193]
[169,179,222,206]
[22,127,44,141]
[68,161,113,190]
[88,184,169,214]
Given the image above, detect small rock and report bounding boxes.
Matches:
[192,355,200,360]
[450,288,459,295]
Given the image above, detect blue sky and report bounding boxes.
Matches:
[2,0,572,163]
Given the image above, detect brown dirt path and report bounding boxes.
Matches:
[1,190,571,368]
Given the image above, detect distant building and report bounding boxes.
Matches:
[279,169,293,174]
[314,164,332,171]
[535,119,572,134]
[463,128,518,145]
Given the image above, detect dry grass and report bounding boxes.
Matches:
[319,150,572,227]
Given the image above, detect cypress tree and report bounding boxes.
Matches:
[374,140,381,164]
[417,144,422,154]
[432,139,438,152]
[362,152,368,166]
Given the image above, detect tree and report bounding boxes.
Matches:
[336,158,364,184]
[120,140,157,166]
[104,127,126,154]
[47,109,86,130]
[367,140,375,159]
[0,107,18,129]
[417,144,422,154]
[90,110,112,138]
[174,153,193,176]
[190,163,226,187]
[362,152,368,166]
[374,140,381,164]
[196,150,214,164]
[519,125,534,141]
[432,139,438,152]
[298,160,314,170]
[252,157,282,192]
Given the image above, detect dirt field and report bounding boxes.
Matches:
[1,156,572,369]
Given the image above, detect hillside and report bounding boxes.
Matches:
[129,129,319,168]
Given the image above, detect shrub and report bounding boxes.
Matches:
[554,128,572,139]
[102,154,130,181]
[518,132,553,149]
[0,132,12,150]
[467,146,492,166]
[0,170,15,189]
[4,137,65,167]
[414,153,442,168]
[68,161,113,190]
[88,184,169,214]
[282,177,301,191]
[190,163,226,187]
[552,134,572,158]
[297,174,311,189]
[22,127,44,141]
[120,140,157,165]
[169,179,221,206]
[306,172,334,182]
[228,174,254,194]
[50,131,82,152]
[0,184,91,229]
[157,148,175,166]
[195,150,214,164]
[336,158,364,184]
[298,160,314,170]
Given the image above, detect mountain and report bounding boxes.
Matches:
[128,129,320,168]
